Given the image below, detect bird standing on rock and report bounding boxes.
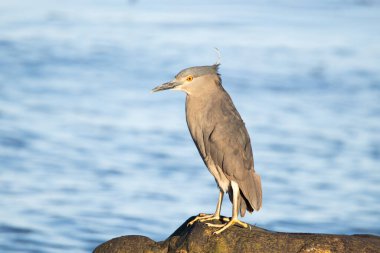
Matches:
[152,59,262,235]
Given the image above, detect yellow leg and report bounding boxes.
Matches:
[188,190,224,226]
[207,181,249,235]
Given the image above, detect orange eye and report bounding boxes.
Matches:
[186,76,193,82]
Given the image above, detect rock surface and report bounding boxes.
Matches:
[93,216,380,253]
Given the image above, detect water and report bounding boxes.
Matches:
[1,0,380,252]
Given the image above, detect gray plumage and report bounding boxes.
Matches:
[152,63,262,229]
[176,64,220,79]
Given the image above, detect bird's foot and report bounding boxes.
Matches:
[207,217,248,235]
[187,213,223,226]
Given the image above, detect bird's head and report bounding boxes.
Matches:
[152,64,221,95]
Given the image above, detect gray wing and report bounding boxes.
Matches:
[203,91,262,212]
[204,92,254,177]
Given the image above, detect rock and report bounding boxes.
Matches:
[93,216,380,253]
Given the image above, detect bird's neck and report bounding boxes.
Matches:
[185,76,223,126]
[185,90,218,124]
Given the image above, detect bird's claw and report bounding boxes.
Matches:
[187,213,221,226]
[221,217,231,222]
[187,213,212,226]
[209,218,249,235]
[205,216,231,226]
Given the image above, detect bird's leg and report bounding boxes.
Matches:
[207,181,249,234]
[187,190,224,226]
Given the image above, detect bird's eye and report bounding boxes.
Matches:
[186,76,193,82]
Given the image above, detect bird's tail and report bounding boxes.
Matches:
[239,170,262,217]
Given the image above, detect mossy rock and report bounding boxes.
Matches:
[93,216,380,253]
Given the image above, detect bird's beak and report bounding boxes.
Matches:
[151,80,179,93]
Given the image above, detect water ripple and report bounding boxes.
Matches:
[0,1,379,253]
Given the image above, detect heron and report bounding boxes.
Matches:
[152,60,262,235]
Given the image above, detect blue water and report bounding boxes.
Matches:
[1,0,380,252]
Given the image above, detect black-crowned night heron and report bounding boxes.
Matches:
[152,61,262,235]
